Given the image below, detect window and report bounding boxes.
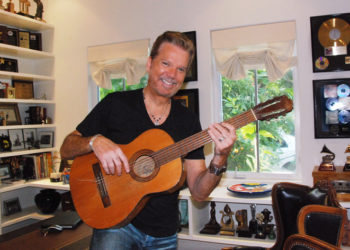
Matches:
[211,21,297,176]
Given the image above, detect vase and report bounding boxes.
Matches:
[35,189,61,214]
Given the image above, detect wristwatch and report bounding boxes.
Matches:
[209,161,227,176]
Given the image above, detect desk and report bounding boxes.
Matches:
[0,220,92,250]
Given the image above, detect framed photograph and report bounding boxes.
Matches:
[9,129,24,150]
[23,128,37,149]
[3,197,21,216]
[183,31,198,82]
[12,80,34,99]
[0,163,11,181]
[313,78,350,138]
[39,131,54,148]
[6,87,15,99]
[0,103,21,125]
[173,88,199,117]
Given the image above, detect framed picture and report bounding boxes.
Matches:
[12,80,34,99]
[313,78,350,138]
[173,88,199,117]
[23,128,37,149]
[3,197,21,216]
[9,129,24,150]
[39,131,54,148]
[0,103,21,125]
[0,163,11,181]
[183,31,198,82]
[6,87,15,99]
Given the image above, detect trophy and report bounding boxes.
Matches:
[319,145,336,171]
[235,209,252,237]
[199,201,221,234]
[344,145,350,171]
[249,204,258,234]
[219,204,235,236]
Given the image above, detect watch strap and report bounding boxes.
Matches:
[209,161,227,176]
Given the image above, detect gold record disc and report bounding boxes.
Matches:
[318,17,350,47]
[315,56,329,70]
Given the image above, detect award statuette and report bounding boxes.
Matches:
[199,201,221,234]
[219,204,235,236]
[319,145,336,171]
[235,209,252,237]
[249,204,258,234]
[344,145,350,171]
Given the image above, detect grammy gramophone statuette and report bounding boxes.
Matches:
[344,145,350,171]
[199,201,221,234]
[319,145,336,171]
[219,204,235,236]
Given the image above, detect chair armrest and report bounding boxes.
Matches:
[284,234,342,250]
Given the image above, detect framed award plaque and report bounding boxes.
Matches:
[313,78,350,138]
[310,13,350,72]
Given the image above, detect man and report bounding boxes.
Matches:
[60,31,236,249]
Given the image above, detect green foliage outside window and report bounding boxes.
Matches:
[222,69,295,173]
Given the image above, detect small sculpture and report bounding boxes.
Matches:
[6,0,15,13]
[319,145,336,171]
[0,1,5,10]
[235,209,252,237]
[249,204,258,234]
[199,201,220,234]
[219,204,235,236]
[34,0,44,21]
[344,145,350,171]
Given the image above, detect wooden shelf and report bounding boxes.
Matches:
[0,10,53,31]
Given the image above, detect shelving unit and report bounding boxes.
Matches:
[0,9,55,235]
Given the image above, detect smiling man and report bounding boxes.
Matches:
[60,31,236,250]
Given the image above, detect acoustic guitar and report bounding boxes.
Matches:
[70,95,293,229]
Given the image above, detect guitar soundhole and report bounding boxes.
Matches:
[133,155,156,178]
[129,149,159,182]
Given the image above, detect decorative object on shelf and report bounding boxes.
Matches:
[38,131,53,148]
[0,25,7,43]
[13,80,34,99]
[199,201,221,234]
[29,32,42,50]
[34,0,44,22]
[0,162,11,181]
[6,27,18,46]
[22,155,36,179]
[249,204,258,234]
[9,129,24,151]
[255,208,273,239]
[219,204,235,236]
[35,189,61,214]
[344,145,350,171]
[235,209,252,237]
[6,86,15,98]
[319,145,336,171]
[25,106,44,124]
[18,30,30,48]
[0,1,4,10]
[17,0,32,18]
[179,199,188,228]
[310,13,350,73]
[23,128,36,149]
[173,89,199,117]
[0,133,11,151]
[182,31,198,82]
[50,172,61,182]
[0,81,8,98]
[3,197,21,216]
[227,183,272,197]
[0,103,21,125]
[0,57,18,72]
[5,0,15,13]
[313,78,350,138]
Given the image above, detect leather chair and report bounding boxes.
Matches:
[284,234,342,250]
[223,181,344,250]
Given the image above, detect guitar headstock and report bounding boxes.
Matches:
[253,95,293,121]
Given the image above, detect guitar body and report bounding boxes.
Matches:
[70,129,183,229]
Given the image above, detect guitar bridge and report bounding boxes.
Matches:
[92,163,111,208]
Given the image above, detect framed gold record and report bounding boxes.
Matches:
[311,13,350,72]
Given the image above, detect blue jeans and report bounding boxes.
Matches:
[90,223,178,250]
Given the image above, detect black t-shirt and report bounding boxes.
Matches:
[76,89,204,237]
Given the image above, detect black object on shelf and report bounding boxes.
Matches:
[35,189,61,214]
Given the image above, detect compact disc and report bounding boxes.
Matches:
[315,57,329,70]
[318,17,350,47]
[339,110,350,124]
[337,84,350,97]
[326,98,339,111]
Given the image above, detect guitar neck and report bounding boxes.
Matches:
[154,109,257,166]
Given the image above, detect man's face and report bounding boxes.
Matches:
[146,42,189,98]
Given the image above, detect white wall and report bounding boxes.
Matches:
[43,0,350,186]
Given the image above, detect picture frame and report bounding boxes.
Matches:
[173,88,199,117]
[12,80,34,99]
[9,129,24,150]
[0,163,11,181]
[183,31,198,82]
[0,103,21,125]
[6,86,15,99]
[23,128,37,149]
[39,131,54,148]
[3,197,21,216]
[313,78,350,138]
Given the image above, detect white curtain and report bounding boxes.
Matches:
[211,21,297,82]
[88,39,149,89]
